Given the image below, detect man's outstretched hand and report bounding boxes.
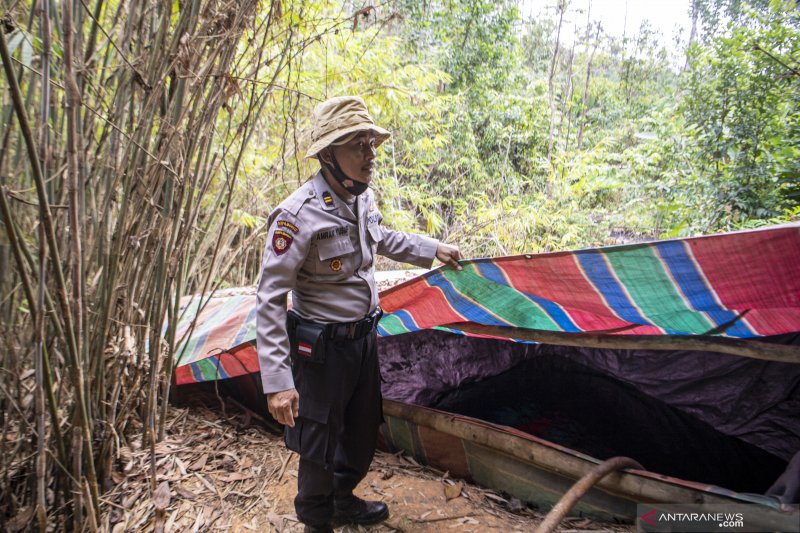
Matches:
[436,242,463,270]
[267,388,299,427]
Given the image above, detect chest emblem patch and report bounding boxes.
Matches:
[272,230,294,256]
[329,258,343,272]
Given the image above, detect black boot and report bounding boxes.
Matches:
[303,524,334,533]
[333,494,389,525]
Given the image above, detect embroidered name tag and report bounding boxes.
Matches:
[316,227,348,240]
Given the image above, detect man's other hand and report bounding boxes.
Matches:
[267,388,300,427]
[436,242,463,270]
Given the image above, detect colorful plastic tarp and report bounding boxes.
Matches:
[173,223,800,386]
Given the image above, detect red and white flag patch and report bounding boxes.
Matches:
[298,342,312,358]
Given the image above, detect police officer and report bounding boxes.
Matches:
[257,96,462,533]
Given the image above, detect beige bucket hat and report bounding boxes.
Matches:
[304,96,391,159]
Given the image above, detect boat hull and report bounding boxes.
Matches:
[378,399,798,529]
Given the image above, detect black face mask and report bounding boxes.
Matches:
[324,152,369,196]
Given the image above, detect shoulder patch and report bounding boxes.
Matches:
[322,190,334,207]
[272,230,294,255]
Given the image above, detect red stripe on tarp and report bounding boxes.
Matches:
[199,308,253,358]
[493,254,664,335]
[175,298,226,339]
[175,364,195,385]
[688,227,800,335]
[218,343,260,376]
[380,279,466,328]
[175,343,259,385]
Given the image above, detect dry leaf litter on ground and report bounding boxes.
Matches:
[101,395,634,532]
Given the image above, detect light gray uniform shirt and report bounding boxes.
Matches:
[257,172,439,394]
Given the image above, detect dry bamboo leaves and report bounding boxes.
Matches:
[5,506,33,533]
[95,401,634,532]
[153,480,170,533]
[443,480,463,501]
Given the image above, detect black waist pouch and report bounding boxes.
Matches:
[290,320,327,364]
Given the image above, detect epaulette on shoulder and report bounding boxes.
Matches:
[279,181,315,217]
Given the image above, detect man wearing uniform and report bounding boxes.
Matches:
[257,96,462,533]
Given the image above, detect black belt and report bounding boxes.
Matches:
[288,307,383,341]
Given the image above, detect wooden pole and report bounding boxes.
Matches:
[444,323,800,364]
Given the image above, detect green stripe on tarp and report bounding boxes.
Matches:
[604,246,715,334]
[379,313,412,335]
[194,357,226,381]
[442,265,560,330]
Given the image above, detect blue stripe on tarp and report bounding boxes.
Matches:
[526,294,582,332]
[181,328,210,364]
[190,361,204,382]
[213,357,230,380]
[426,271,511,326]
[654,241,753,337]
[394,309,423,332]
[474,261,582,333]
[232,305,258,346]
[576,251,657,329]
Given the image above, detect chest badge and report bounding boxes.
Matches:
[329,258,343,272]
[322,191,334,207]
[272,230,294,256]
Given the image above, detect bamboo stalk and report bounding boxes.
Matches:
[0,191,69,486]
[0,188,37,322]
[72,425,83,531]
[0,24,101,520]
[35,2,52,527]
[35,218,48,533]
[2,0,281,524]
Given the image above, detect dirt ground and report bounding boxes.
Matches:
[102,398,634,532]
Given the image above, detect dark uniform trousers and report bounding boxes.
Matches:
[284,319,382,527]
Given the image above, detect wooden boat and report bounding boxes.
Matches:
[379,399,797,530]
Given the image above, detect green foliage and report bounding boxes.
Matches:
[238,0,799,262]
[680,1,800,230]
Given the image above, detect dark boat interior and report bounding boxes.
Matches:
[378,329,800,497]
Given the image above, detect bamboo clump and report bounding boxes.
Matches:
[0,0,356,528]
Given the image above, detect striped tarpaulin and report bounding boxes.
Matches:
[174,223,800,385]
